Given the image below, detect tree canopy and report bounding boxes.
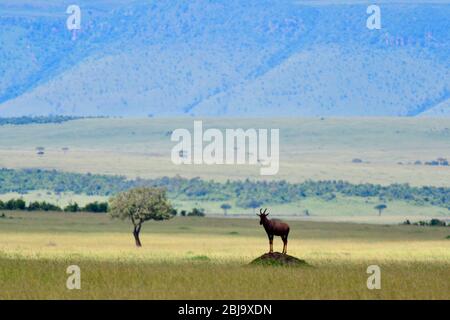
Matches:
[109,187,173,247]
[109,187,173,222]
[374,204,387,215]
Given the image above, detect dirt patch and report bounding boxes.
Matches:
[250,252,310,267]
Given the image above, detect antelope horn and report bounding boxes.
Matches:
[259,208,264,215]
[263,208,268,215]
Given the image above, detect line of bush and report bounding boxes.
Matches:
[174,208,205,217]
[0,116,100,126]
[402,219,448,227]
[0,199,108,213]
[1,168,450,209]
[0,198,206,217]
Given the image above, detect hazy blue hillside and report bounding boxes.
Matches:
[0,0,448,117]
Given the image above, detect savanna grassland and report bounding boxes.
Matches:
[0,212,448,299]
[0,117,450,186]
[0,117,449,299]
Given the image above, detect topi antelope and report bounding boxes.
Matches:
[257,208,290,254]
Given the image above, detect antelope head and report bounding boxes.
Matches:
[257,208,269,225]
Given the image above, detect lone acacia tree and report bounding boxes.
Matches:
[374,204,387,216]
[109,187,173,247]
[220,203,231,216]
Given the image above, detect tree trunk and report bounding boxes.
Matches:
[133,224,142,247]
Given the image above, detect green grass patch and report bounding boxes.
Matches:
[0,212,448,299]
[188,255,210,262]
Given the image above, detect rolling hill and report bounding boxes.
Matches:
[0,0,449,117]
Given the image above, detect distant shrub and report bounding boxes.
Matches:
[27,201,62,211]
[412,219,448,227]
[64,202,80,212]
[82,201,108,213]
[430,219,446,227]
[423,158,449,167]
[187,208,205,217]
[5,199,26,210]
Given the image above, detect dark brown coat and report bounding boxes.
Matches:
[257,208,290,254]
